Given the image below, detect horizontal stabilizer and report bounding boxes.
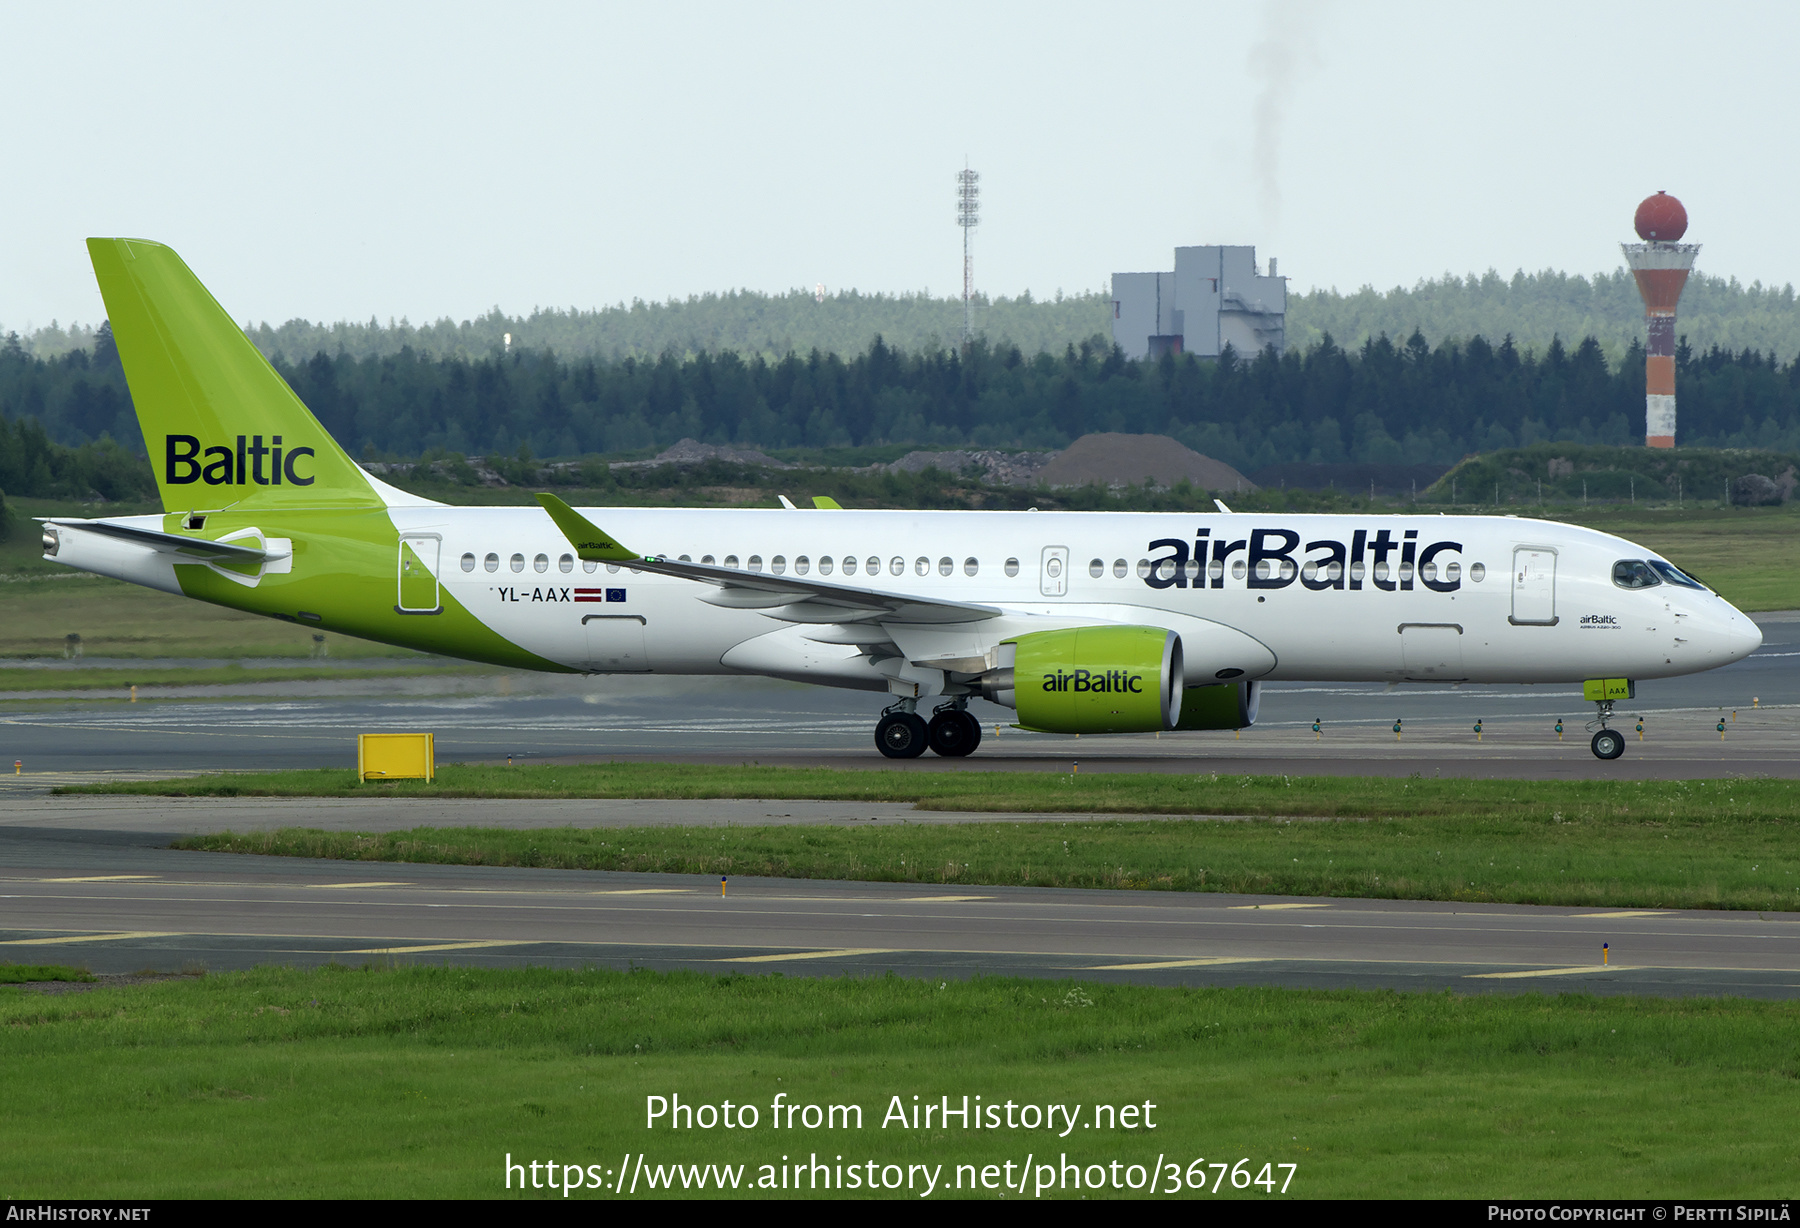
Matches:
[44,518,276,561]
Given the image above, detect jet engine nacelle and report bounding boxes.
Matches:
[981,626,1183,734]
[1173,679,1261,730]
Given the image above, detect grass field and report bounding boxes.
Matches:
[1,965,1793,1199]
[0,662,483,691]
[1553,503,1800,611]
[130,765,1800,912]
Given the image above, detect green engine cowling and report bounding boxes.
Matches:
[984,625,1183,734]
[1173,679,1261,730]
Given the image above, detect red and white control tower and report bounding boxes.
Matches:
[1623,192,1699,448]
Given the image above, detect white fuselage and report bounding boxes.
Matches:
[370,506,1761,691]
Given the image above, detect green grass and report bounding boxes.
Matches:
[0,963,93,984]
[1,965,1795,1198]
[177,803,1800,912]
[76,762,1800,819]
[129,765,1800,912]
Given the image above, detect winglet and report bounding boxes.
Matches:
[536,493,640,562]
[812,495,844,510]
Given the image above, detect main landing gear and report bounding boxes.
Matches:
[1588,699,1625,761]
[874,699,982,759]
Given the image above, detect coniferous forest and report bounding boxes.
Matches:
[7,323,1800,507]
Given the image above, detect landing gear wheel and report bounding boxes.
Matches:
[1591,728,1625,760]
[928,710,983,757]
[875,712,929,759]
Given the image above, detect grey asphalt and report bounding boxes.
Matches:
[4,796,1799,998]
[2,610,1797,781]
[0,614,1795,996]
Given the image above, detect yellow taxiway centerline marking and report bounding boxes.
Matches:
[306,882,413,889]
[339,939,522,955]
[0,931,181,945]
[721,948,898,963]
[37,875,161,883]
[1575,911,1671,919]
[1467,965,1632,979]
[1086,957,1257,971]
[1226,903,1328,910]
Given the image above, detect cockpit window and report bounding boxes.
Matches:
[1648,559,1707,590]
[1612,560,1661,590]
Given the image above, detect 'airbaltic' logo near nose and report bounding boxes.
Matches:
[165,435,315,486]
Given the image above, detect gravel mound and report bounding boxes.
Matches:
[1037,433,1255,491]
[614,438,793,471]
[878,449,1056,486]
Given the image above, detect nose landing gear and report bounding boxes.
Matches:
[1588,699,1625,760]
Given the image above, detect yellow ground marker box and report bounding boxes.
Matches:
[358,733,435,782]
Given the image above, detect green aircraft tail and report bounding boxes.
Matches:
[87,237,387,512]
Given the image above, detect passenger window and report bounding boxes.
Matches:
[842,557,857,576]
[533,553,549,573]
[1373,561,1389,583]
[1004,557,1020,577]
[510,553,525,573]
[1302,561,1318,582]
[558,553,573,574]
[701,555,716,565]
[460,552,476,572]
[1113,558,1127,578]
[724,555,740,569]
[867,556,881,575]
[819,556,835,575]
[1398,561,1414,583]
[888,557,903,576]
[1444,561,1461,583]
[1157,559,1177,581]
[1208,558,1224,581]
[1326,561,1343,582]
[795,556,810,575]
[938,556,953,576]
[1231,559,1247,580]
[678,555,692,562]
[915,557,929,576]
[748,555,764,573]
[1184,559,1201,581]
[1254,559,1272,580]
[484,552,499,573]
[606,563,619,574]
[1349,561,1366,582]
[963,557,978,576]
[582,560,597,574]
[1420,560,1436,582]
[1089,558,1105,578]
[771,555,786,575]
[1469,563,1487,582]
[1136,559,1151,579]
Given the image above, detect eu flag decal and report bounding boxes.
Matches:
[606,589,627,602]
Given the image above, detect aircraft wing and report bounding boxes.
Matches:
[44,518,275,561]
[537,494,1003,625]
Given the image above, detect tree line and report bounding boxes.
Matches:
[6,326,1800,498]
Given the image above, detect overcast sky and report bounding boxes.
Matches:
[4,1,1796,332]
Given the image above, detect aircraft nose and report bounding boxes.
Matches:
[1718,606,1763,663]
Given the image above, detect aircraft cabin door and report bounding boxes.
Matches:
[1509,547,1558,626]
[1040,546,1069,597]
[397,534,442,614]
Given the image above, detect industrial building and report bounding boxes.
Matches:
[1111,245,1286,361]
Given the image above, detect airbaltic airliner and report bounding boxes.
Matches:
[40,239,1762,761]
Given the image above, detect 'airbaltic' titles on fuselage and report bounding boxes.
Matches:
[165,435,316,486]
[1143,527,1464,592]
[1042,668,1145,694]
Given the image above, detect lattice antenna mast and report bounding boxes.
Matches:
[956,165,980,345]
